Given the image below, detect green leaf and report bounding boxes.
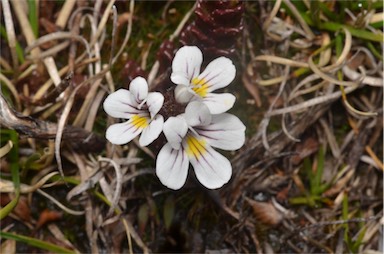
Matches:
[0,25,25,63]
[313,146,325,195]
[163,195,175,231]
[27,0,39,37]
[310,1,321,26]
[0,231,75,254]
[138,203,149,234]
[0,130,20,220]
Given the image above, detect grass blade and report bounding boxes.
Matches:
[0,130,20,220]
[0,231,76,254]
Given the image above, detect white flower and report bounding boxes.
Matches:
[171,46,237,114]
[103,77,164,146]
[156,101,245,190]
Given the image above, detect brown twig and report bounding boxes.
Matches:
[0,92,105,153]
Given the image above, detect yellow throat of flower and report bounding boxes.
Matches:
[185,134,207,158]
[131,115,149,128]
[191,77,208,97]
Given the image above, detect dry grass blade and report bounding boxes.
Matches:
[323,27,352,71]
[148,2,196,86]
[90,0,116,48]
[258,76,287,86]
[289,76,327,101]
[9,0,38,55]
[25,32,91,60]
[339,84,378,117]
[47,224,79,253]
[319,118,341,158]
[30,41,71,60]
[308,55,359,87]
[258,65,290,149]
[0,57,12,71]
[1,0,19,71]
[111,0,134,65]
[365,146,384,171]
[262,0,282,32]
[42,58,61,86]
[0,140,13,158]
[121,218,134,254]
[85,90,105,131]
[121,217,149,254]
[55,0,77,29]
[281,113,301,142]
[0,74,21,110]
[282,0,315,40]
[98,157,123,215]
[32,66,69,102]
[66,171,103,201]
[54,68,108,178]
[342,65,383,87]
[0,172,58,193]
[268,84,358,116]
[254,55,308,68]
[36,189,85,216]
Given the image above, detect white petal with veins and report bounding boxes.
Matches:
[171,46,203,86]
[195,113,246,150]
[163,117,188,150]
[184,101,211,127]
[146,92,164,118]
[130,77,149,103]
[105,120,144,145]
[183,135,232,189]
[203,93,236,114]
[139,115,164,146]
[198,57,236,92]
[156,143,189,190]
[103,89,142,119]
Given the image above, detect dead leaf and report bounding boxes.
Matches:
[36,209,63,230]
[245,197,283,226]
[291,136,319,165]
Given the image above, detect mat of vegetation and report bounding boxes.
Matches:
[0,1,383,253]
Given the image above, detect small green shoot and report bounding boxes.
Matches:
[0,130,20,220]
[342,194,367,253]
[289,146,333,207]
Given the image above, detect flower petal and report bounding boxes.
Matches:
[105,119,144,145]
[183,134,232,189]
[146,92,164,118]
[171,46,203,86]
[163,116,188,149]
[203,93,236,114]
[139,115,164,146]
[197,57,236,92]
[129,77,148,103]
[103,89,141,119]
[156,143,189,190]
[194,113,246,150]
[174,85,196,104]
[185,101,211,127]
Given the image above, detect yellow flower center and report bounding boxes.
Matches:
[191,77,209,97]
[185,134,207,159]
[131,115,149,128]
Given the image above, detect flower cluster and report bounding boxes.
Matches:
[103,46,245,190]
